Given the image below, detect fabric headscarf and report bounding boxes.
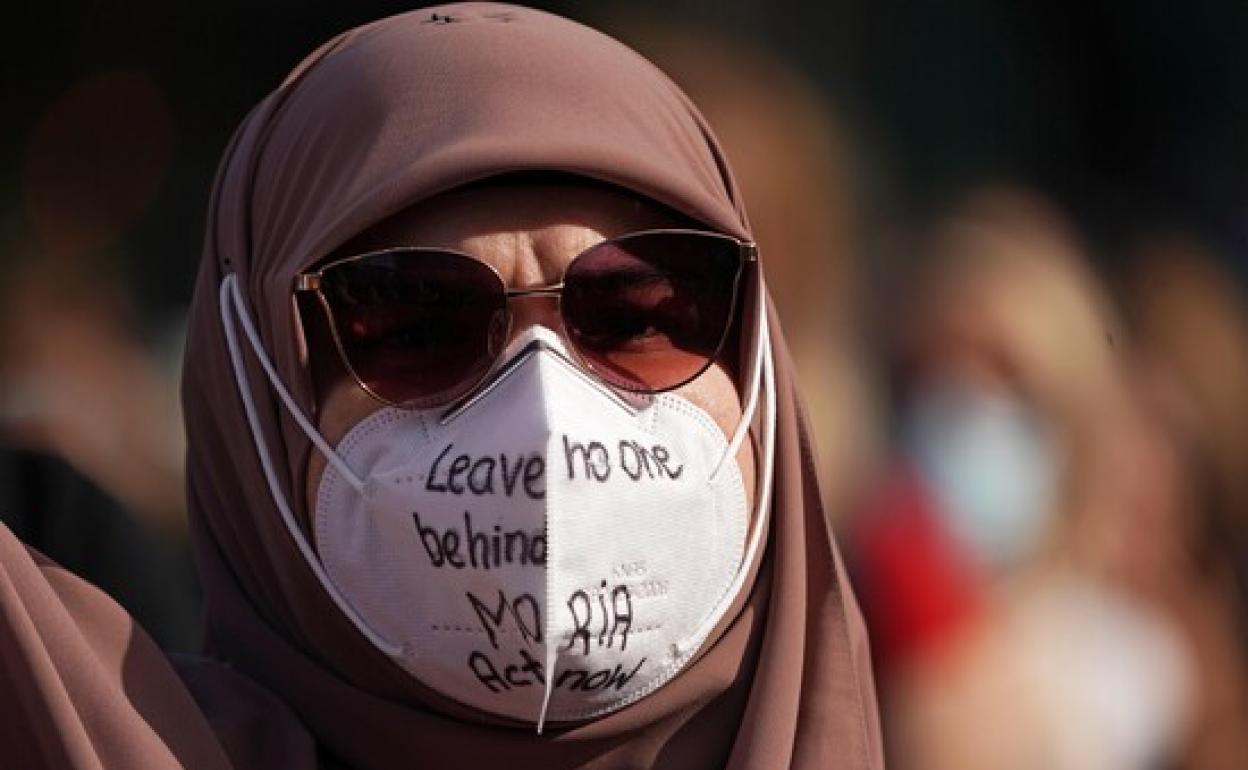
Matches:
[0,4,881,768]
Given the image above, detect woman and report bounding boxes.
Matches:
[0,5,881,768]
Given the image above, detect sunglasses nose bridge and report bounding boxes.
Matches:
[503,290,566,348]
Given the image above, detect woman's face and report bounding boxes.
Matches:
[303,181,757,516]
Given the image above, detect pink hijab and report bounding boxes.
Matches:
[0,5,882,768]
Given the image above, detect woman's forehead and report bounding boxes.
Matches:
[330,179,692,257]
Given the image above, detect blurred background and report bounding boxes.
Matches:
[2,1,1246,766]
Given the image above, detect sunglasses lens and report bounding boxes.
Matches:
[319,250,507,407]
[562,231,744,392]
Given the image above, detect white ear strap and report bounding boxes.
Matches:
[222,274,364,491]
[709,274,768,483]
[689,308,775,647]
[218,274,401,656]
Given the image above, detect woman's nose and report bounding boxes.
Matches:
[507,294,565,344]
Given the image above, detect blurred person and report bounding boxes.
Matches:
[1114,237,1248,769]
[2,68,187,537]
[850,186,1194,770]
[0,256,187,535]
[0,254,199,649]
[0,70,201,651]
[609,16,880,523]
[0,6,882,770]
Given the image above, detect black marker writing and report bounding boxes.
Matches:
[648,444,683,479]
[468,648,546,692]
[413,511,547,569]
[426,444,545,499]
[563,436,611,482]
[564,581,633,655]
[554,658,645,692]
[618,439,682,480]
[563,435,683,483]
[467,650,646,694]
[466,589,542,650]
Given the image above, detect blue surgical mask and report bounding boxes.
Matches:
[901,377,1061,571]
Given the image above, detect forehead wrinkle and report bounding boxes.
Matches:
[529,225,607,282]
[457,229,537,286]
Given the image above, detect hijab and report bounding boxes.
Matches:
[0,4,881,768]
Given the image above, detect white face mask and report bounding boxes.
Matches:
[902,376,1060,572]
[217,274,775,730]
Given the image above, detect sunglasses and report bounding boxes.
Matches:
[295,228,758,409]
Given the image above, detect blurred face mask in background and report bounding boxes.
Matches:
[901,376,1061,572]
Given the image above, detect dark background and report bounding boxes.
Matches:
[4,0,1246,324]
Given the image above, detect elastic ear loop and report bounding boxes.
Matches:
[219,274,402,657]
[708,285,768,484]
[694,310,776,644]
[534,281,777,733]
